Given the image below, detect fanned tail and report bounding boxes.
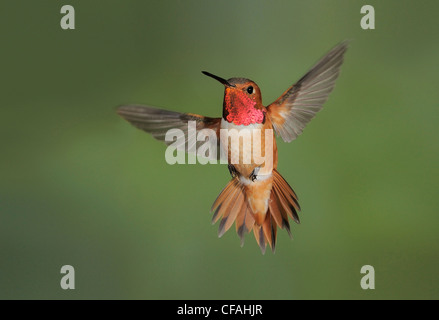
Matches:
[211,178,254,240]
[252,213,277,254]
[271,169,301,227]
[253,169,301,253]
[211,169,300,254]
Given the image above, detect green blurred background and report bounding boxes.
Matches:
[1,0,438,299]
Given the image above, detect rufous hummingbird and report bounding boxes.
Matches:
[117,42,348,253]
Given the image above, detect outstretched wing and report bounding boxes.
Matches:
[267,41,348,142]
[117,105,221,160]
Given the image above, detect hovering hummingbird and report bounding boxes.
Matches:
[117,42,348,253]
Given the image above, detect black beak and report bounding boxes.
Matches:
[202,71,235,87]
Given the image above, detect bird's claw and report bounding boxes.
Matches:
[249,168,259,182]
[228,164,238,178]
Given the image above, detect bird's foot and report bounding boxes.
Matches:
[228,164,238,178]
[249,167,260,182]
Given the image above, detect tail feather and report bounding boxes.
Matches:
[253,225,266,254]
[261,211,277,253]
[236,203,254,246]
[211,179,239,224]
[273,171,301,211]
[272,171,300,224]
[211,169,300,253]
[268,188,292,238]
[218,188,244,237]
[272,181,300,224]
[212,178,250,238]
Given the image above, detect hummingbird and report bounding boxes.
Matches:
[117,42,348,253]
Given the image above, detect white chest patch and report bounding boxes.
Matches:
[220,119,265,165]
[220,118,263,131]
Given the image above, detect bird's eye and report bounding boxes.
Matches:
[247,86,254,94]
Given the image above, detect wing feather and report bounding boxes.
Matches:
[267,41,348,142]
[117,105,221,160]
